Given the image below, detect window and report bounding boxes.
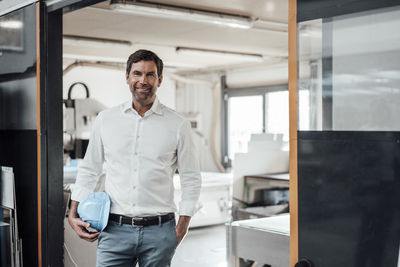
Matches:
[222,83,310,167]
[228,95,263,159]
[265,91,289,140]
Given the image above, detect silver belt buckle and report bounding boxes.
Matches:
[132,217,144,227]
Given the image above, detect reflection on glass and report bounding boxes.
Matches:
[0,4,37,129]
[298,6,400,131]
[0,4,36,76]
[0,9,23,51]
[228,95,263,160]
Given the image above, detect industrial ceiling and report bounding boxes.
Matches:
[60,0,289,73]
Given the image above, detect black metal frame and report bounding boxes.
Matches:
[297,0,400,22]
[47,0,103,13]
[0,0,106,266]
[42,6,64,267]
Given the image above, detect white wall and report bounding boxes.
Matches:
[226,63,288,88]
[175,73,222,172]
[63,65,176,109]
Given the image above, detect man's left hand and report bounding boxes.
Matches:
[175,216,191,245]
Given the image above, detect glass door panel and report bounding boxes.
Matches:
[298,6,400,131]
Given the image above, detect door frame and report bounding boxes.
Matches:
[288,1,298,267]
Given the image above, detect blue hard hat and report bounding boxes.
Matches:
[77,191,110,232]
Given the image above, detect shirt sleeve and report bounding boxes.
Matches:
[176,120,202,216]
[70,112,105,202]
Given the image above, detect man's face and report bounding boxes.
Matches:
[126,60,162,106]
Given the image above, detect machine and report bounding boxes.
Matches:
[63,82,106,160]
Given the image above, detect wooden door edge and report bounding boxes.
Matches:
[288,0,298,266]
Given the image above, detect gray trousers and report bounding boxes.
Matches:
[96,218,178,267]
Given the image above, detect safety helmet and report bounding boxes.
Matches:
[77,191,110,232]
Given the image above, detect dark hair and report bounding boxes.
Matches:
[126,49,164,76]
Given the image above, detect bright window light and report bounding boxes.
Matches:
[228,95,263,159]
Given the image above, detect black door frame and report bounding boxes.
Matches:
[44,1,104,266]
[0,0,103,266]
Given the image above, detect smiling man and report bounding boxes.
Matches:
[68,49,202,267]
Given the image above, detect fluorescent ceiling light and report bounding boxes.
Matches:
[164,61,205,69]
[110,0,252,29]
[63,53,127,64]
[0,20,23,29]
[176,47,264,63]
[63,35,132,49]
[63,53,203,70]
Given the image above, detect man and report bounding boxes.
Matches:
[68,49,201,267]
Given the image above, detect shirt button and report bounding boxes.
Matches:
[132,203,136,207]
[133,186,136,189]
[134,152,138,155]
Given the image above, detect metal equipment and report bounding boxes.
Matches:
[232,134,289,221]
[0,167,23,267]
[63,82,106,160]
[174,172,232,227]
[232,173,289,222]
[227,214,290,267]
[229,134,290,266]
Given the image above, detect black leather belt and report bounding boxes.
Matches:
[109,213,175,227]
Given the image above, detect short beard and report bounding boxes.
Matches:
[132,84,154,105]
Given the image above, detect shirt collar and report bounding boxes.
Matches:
[149,97,164,115]
[121,97,163,116]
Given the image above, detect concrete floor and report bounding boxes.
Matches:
[172,224,227,267]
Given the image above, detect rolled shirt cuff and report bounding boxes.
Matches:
[70,184,93,203]
[178,200,202,217]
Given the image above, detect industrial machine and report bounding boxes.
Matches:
[63,82,106,160]
[174,172,232,227]
[232,133,289,220]
[228,133,290,266]
[227,214,290,267]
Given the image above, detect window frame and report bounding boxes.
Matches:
[220,74,288,168]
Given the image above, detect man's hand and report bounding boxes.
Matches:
[68,200,100,242]
[175,215,191,245]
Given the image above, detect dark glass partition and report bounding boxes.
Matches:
[0,3,39,266]
[297,1,400,267]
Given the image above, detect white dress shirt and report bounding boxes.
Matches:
[71,97,201,217]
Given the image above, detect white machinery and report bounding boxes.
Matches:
[174,172,232,227]
[227,214,290,267]
[228,133,290,266]
[233,133,289,203]
[63,82,106,160]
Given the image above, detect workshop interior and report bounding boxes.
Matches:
[0,0,400,266]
